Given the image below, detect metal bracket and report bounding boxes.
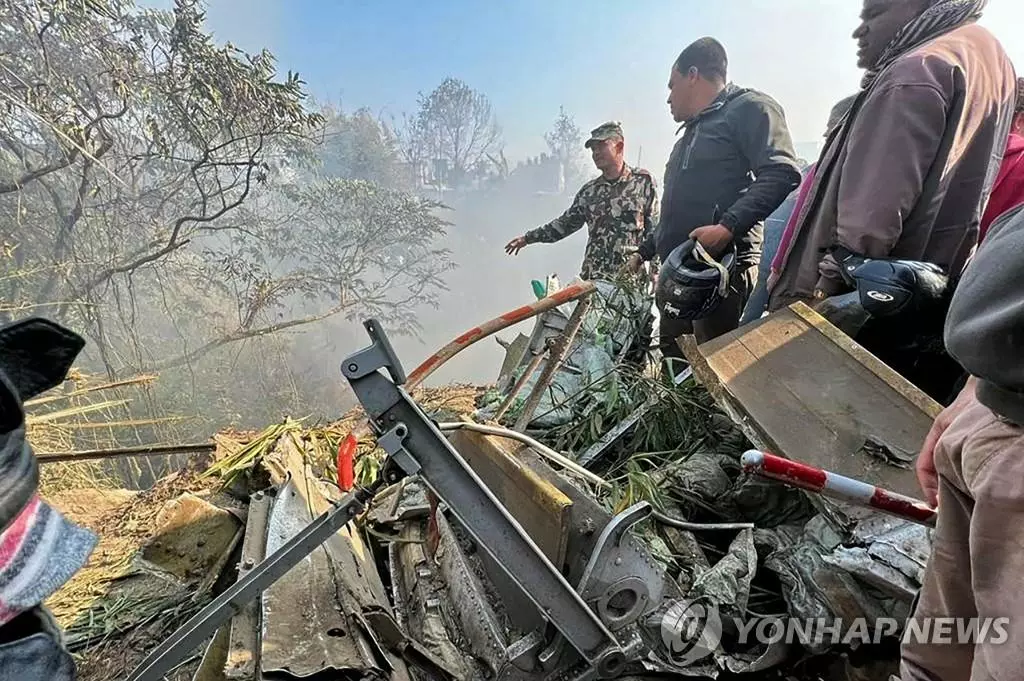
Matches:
[341,318,407,385]
[379,424,421,479]
[342,321,628,679]
[576,502,680,632]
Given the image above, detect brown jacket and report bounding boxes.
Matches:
[768,23,1016,310]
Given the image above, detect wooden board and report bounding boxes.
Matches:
[446,428,573,634]
[682,302,941,499]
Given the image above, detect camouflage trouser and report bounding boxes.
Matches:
[0,607,76,681]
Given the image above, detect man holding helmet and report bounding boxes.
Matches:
[628,37,801,374]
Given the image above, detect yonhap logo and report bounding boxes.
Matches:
[659,597,722,666]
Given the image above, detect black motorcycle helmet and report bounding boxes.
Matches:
[836,255,950,319]
[656,239,737,321]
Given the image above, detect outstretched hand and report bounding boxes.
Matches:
[505,236,528,256]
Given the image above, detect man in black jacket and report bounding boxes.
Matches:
[629,37,801,369]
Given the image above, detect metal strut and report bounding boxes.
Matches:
[343,319,627,680]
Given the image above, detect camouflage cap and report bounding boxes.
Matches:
[584,121,624,149]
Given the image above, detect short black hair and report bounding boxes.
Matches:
[674,37,728,83]
[1016,77,1024,115]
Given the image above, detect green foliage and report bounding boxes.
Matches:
[0,0,458,445]
[539,370,717,459]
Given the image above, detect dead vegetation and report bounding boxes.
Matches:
[26,369,193,494]
[46,468,217,681]
[41,383,486,681]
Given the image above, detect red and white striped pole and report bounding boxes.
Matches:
[740,450,936,528]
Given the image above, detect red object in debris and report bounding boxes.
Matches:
[750,451,828,491]
[337,433,357,491]
[741,449,936,527]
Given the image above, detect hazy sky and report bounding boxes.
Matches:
[138,0,1024,385]
[180,0,1024,173]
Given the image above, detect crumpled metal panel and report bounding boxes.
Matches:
[434,511,508,677]
[390,535,473,681]
[139,493,243,587]
[823,547,918,601]
[853,516,931,584]
[261,476,376,678]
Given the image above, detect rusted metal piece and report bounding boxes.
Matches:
[139,493,242,587]
[514,294,594,431]
[446,428,572,569]
[493,342,549,422]
[224,491,271,680]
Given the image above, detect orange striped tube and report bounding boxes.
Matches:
[405,280,596,388]
[344,281,596,444]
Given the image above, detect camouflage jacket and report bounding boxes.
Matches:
[524,166,659,281]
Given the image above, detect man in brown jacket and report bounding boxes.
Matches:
[767,0,1016,318]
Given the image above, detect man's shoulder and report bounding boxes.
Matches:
[576,175,604,194]
[629,167,657,185]
[730,87,783,109]
[722,87,787,123]
[887,23,1009,88]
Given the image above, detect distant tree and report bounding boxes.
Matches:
[399,77,502,188]
[544,107,585,190]
[318,105,407,189]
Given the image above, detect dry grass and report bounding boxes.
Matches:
[45,470,214,630]
[204,384,487,489]
[26,372,159,451]
[46,468,220,681]
[25,370,179,494]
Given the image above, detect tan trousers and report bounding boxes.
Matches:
[901,399,1024,681]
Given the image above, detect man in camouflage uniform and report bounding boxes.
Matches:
[505,122,660,283]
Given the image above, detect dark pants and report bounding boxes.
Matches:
[0,607,75,681]
[658,265,757,376]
